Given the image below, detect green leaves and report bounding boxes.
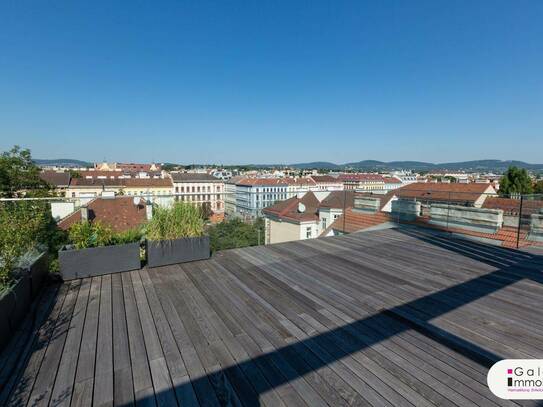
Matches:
[67,221,143,249]
[499,166,533,196]
[0,145,49,198]
[145,201,205,241]
[208,218,264,252]
[0,201,54,286]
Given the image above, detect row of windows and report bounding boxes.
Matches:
[256,194,287,201]
[179,194,222,202]
[176,197,223,209]
[253,187,286,193]
[175,185,221,193]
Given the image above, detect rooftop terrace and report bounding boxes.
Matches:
[1,228,543,406]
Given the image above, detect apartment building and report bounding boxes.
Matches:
[381,177,403,192]
[227,178,289,219]
[309,175,344,191]
[285,177,318,198]
[94,162,162,172]
[338,173,386,191]
[65,178,174,206]
[170,173,224,213]
[262,190,355,244]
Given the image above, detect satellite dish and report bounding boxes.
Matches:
[133,196,140,205]
[297,202,306,213]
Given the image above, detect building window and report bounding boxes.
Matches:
[181,186,185,193]
[322,218,327,229]
[306,227,312,239]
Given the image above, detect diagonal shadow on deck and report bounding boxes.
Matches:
[136,230,543,407]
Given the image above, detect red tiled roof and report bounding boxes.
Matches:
[319,191,355,209]
[284,177,317,186]
[235,178,289,186]
[58,197,147,232]
[324,209,391,234]
[383,177,402,184]
[338,173,385,182]
[40,171,71,187]
[482,197,543,216]
[395,182,495,204]
[310,175,340,183]
[262,192,320,223]
[69,178,173,188]
[117,163,161,171]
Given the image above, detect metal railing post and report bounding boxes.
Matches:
[516,195,524,249]
[343,188,347,234]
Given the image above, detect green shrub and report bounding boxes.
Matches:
[67,221,143,249]
[208,218,264,252]
[112,227,144,245]
[68,221,114,249]
[0,201,55,287]
[146,202,204,241]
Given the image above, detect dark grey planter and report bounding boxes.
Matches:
[59,242,141,280]
[0,253,48,352]
[146,236,210,268]
[29,252,48,297]
[0,275,31,352]
[0,288,15,351]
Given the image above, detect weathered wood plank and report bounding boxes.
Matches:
[94,274,114,407]
[27,280,80,406]
[121,271,155,407]
[72,277,101,407]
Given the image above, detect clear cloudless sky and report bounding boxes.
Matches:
[0,0,542,165]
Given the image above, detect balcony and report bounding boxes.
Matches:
[1,228,542,406]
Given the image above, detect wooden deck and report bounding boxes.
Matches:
[1,228,543,406]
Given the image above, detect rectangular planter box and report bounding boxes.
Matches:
[59,242,141,280]
[146,236,210,268]
[0,275,31,352]
[0,253,48,353]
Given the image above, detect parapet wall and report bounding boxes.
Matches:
[429,204,503,233]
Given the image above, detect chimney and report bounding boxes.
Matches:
[145,200,153,220]
[81,205,89,221]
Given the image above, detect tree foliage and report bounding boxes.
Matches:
[499,166,533,196]
[0,145,49,197]
[0,201,63,287]
[534,180,543,194]
[208,218,264,252]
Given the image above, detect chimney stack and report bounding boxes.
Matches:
[81,205,89,221]
[145,200,153,220]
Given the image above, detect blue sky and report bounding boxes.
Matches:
[0,1,542,165]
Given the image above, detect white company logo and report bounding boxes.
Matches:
[488,359,543,399]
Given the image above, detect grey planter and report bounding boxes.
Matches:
[0,253,48,352]
[0,275,31,352]
[59,242,141,280]
[146,236,210,268]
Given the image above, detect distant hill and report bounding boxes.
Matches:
[287,161,340,170]
[34,158,92,168]
[290,160,543,173]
